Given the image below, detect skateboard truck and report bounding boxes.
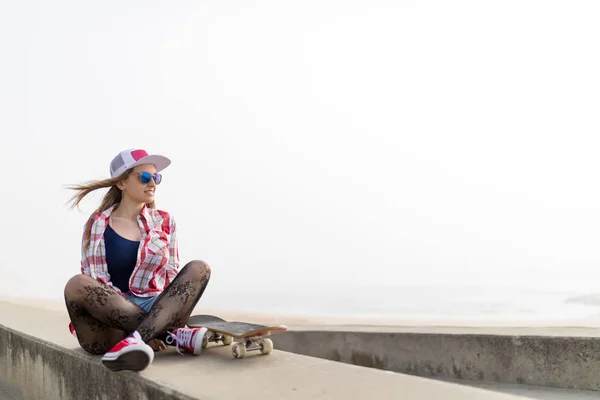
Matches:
[201,331,273,358]
[202,331,233,348]
[232,337,273,359]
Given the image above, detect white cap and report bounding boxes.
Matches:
[109,148,171,178]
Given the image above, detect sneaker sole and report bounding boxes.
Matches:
[192,328,207,355]
[102,351,151,372]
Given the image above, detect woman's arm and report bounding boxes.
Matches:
[165,215,180,285]
[80,227,94,277]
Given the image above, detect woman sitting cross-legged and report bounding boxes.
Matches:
[64,148,210,372]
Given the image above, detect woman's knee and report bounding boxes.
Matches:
[64,274,94,298]
[182,260,211,281]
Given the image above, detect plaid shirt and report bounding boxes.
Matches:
[80,203,179,297]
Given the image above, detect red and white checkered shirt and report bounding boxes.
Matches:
[80,203,179,297]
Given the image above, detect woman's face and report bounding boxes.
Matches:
[119,163,159,204]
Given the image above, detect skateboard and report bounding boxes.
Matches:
[187,314,288,359]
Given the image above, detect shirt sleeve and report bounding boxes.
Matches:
[80,235,122,293]
[165,215,180,285]
[78,214,124,295]
[80,224,93,277]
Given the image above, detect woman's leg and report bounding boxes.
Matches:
[64,260,211,354]
[136,260,211,342]
[64,275,148,355]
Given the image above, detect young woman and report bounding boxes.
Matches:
[64,148,211,372]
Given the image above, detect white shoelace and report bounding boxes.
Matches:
[167,329,193,355]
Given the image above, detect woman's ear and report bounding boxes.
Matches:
[116,180,126,190]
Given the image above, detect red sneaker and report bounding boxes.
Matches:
[68,322,77,339]
[166,327,207,355]
[101,331,154,372]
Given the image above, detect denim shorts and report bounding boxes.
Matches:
[125,292,159,312]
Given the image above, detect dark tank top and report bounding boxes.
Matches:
[104,224,140,292]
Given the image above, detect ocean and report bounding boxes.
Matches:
[203,284,600,322]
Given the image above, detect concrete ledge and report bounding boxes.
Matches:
[0,326,195,400]
[6,298,599,399]
[275,330,600,391]
[2,299,542,400]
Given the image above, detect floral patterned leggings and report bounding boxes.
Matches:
[63,260,211,355]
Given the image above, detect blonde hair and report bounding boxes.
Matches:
[66,169,155,250]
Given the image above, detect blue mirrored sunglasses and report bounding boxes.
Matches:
[137,172,162,185]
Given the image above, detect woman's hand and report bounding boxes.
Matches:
[148,338,166,352]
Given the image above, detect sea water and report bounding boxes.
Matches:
[204,283,600,321]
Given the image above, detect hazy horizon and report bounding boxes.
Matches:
[2,0,600,317]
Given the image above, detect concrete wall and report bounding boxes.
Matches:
[0,326,193,400]
[275,330,600,391]
[5,318,600,398]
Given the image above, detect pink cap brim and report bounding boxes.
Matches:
[129,154,171,172]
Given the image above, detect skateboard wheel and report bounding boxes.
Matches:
[222,335,233,346]
[260,339,273,355]
[232,343,246,359]
[202,334,209,349]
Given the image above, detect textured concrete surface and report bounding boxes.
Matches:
[436,378,600,400]
[0,385,18,400]
[0,377,18,400]
[0,300,535,400]
[273,330,600,391]
[1,327,196,400]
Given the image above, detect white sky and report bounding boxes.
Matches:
[1,0,600,304]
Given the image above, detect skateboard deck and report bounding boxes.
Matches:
[187,314,288,359]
